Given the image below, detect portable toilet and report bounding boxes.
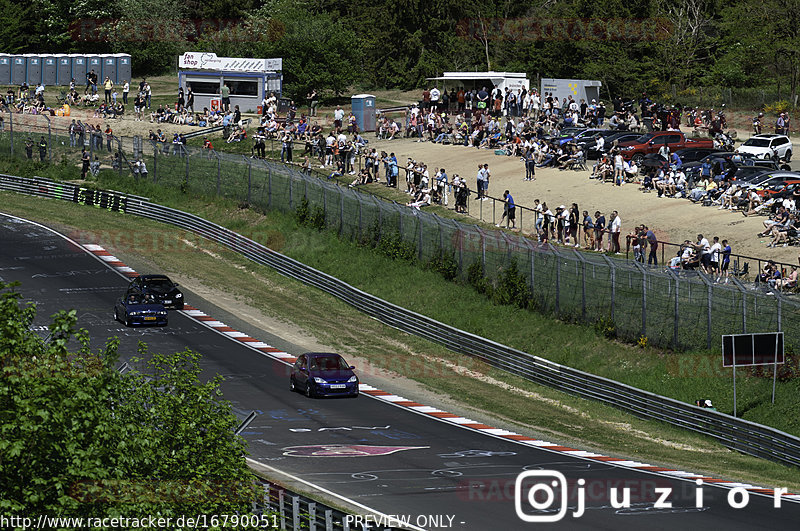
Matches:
[0,54,11,85]
[26,55,42,86]
[56,54,71,85]
[87,55,102,82]
[70,54,87,85]
[11,55,26,85]
[42,55,58,86]
[351,94,376,132]
[102,55,117,83]
[115,54,131,85]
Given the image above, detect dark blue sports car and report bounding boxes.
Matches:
[114,293,168,327]
[290,353,359,398]
[126,274,184,310]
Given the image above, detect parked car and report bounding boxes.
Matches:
[290,352,359,398]
[114,293,168,327]
[755,179,800,199]
[586,131,641,159]
[617,131,715,164]
[673,147,726,164]
[682,152,785,183]
[736,134,793,161]
[743,171,800,189]
[126,274,183,310]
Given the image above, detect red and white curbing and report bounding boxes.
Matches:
[83,243,800,503]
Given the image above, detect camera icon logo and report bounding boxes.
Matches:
[514,470,569,523]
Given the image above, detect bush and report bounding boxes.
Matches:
[308,206,326,231]
[764,100,791,114]
[295,196,310,225]
[493,260,531,310]
[594,315,617,339]
[376,232,416,263]
[427,251,458,281]
[467,260,493,298]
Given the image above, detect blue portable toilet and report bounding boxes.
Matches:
[87,55,102,83]
[0,54,11,85]
[115,54,131,85]
[56,54,71,85]
[70,54,87,85]
[26,55,42,86]
[350,94,376,132]
[102,55,117,83]
[11,55,26,85]
[42,55,58,86]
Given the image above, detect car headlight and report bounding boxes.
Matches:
[159,311,167,316]
[313,377,326,384]
[175,293,182,298]
[348,376,358,383]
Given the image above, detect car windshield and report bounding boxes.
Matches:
[310,356,350,371]
[635,133,655,143]
[743,138,772,147]
[143,278,173,292]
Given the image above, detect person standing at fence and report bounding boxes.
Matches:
[475,164,485,200]
[721,239,731,283]
[81,148,90,178]
[69,119,77,147]
[568,203,580,247]
[105,125,113,152]
[594,211,605,251]
[138,158,148,180]
[582,210,595,250]
[281,131,293,163]
[610,211,622,254]
[645,226,658,265]
[388,153,398,188]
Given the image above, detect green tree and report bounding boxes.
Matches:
[0,282,257,517]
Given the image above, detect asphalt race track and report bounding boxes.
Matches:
[2,212,799,530]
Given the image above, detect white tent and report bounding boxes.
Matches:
[426,71,530,93]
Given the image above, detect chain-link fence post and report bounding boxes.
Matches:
[43,115,52,163]
[150,141,156,183]
[267,167,272,207]
[184,145,189,189]
[667,270,679,350]
[602,254,616,322]
[338,184,344,236]
[417,214,423,261]
[8,111,13,156]
[215,151,221,195]
[375,196,383,243]
[574,249,587,321]
[554,246,561,317]
[633,261,647,338]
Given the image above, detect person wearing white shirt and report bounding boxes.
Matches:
[610,211,622,253]
[709,236,722,274]
[430,87,440,111]
[694,234,712,273]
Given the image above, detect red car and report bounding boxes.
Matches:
[617,131,714,164]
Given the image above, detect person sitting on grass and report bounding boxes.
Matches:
[406,187,431,210]
[349,168,373,188]
[226,125,246,143]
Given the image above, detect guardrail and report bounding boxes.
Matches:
[2,173,799,471]
[254,476,382,531]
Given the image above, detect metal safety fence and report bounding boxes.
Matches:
[0,113,798,354]
[1,174,799,470]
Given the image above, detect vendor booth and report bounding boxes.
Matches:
[178,52,283,114]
